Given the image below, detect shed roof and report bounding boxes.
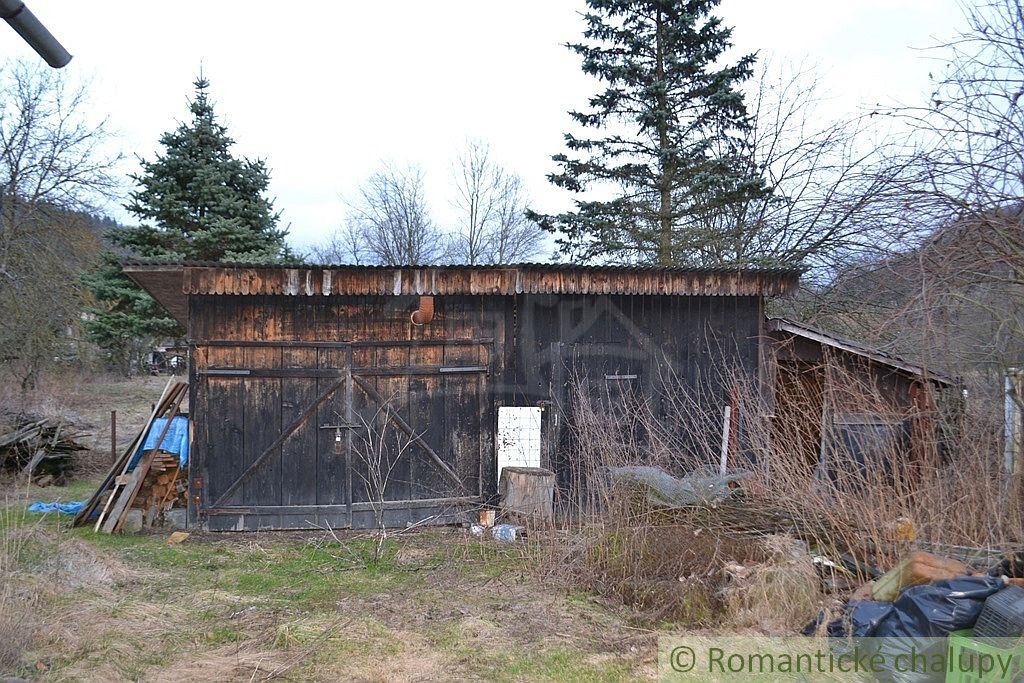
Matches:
[766,317,954,386]
[124,262,801,325]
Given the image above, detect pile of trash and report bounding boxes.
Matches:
[805,549,1024,681]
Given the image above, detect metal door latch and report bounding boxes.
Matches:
[319,423,359,452]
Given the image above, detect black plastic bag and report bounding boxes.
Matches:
[874,575,1005,638]
[871,576,1005,683]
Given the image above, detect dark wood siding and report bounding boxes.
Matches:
[187,292,763,530]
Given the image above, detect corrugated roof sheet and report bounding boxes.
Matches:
[125,259,803,276]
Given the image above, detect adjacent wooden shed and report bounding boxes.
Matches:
[124,262,799,530]
[765,318,955,483]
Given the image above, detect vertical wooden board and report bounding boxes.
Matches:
[202,346,243,506]
[277,298,299,341]
[411,339,450,500]
[374,342,412,500]
[297,298,317,343]
[242,346,282,506]
[190,296,208,340]
[316,347,348,505]
[281,347,318,505]
[376,373,413,502]
[204,380,245,505]
[232,296,254,342]
[350,297,375,366]
[441,349,482,495]
[209,296,230,341]
[349,354,373,505]
[477,370,496,497]
[331,298,359,341]
[535,295,561,404]
[408,373,446,499]
[740,296,761,374]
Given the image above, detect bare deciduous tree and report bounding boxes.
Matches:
[686,60,903,283]
[450,139,546,264]
[800,0,1024,382]
[306,219,368,265]
[334,164,446,266]
[0,60,119,392]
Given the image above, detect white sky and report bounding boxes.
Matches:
[18,0,964,253]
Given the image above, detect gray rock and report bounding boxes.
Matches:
[121,509,143,533]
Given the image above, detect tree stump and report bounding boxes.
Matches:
[499,466,555,525]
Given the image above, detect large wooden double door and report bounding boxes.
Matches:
[191,340,490,530]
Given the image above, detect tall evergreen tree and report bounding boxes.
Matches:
[118,76,288,262]
[85,77,291,369]
[529,0,770,266]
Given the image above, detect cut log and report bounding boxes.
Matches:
[499,466,555,525]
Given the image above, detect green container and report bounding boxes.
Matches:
[945,629,1024,683]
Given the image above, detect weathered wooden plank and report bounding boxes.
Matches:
[280,346,318,506]
[316,347,348,506]
[196,338,493,348]
[197,368,345,378]
[243,345,282,506]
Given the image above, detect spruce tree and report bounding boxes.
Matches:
[529,0,770,266]
[85,77,291,368]
[118,76,289,262]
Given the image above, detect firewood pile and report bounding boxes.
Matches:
[74,379,189,533]
[0,415,89,485]
[138,452,188,527]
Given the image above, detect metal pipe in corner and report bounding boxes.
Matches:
[0,0,71,68]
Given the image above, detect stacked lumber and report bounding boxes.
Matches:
[136,455,187,527]
[73,379,188,532]
[0,415,88,484]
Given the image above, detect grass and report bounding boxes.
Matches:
[0,373,659,679]
[427,620,638,682]
[0,504,653,681]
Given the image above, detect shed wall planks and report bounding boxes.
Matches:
[187,292,763,530]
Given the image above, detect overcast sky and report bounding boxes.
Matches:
[19,0,965,253]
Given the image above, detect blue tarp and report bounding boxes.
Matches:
[128,416,189,469]
[28,501,85,515]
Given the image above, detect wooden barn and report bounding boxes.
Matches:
[124,262,799,531]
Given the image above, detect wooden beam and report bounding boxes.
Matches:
[194,338,494,349]
[351,365,488,377]
[197,368,345,378]
[204,496,481,515]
